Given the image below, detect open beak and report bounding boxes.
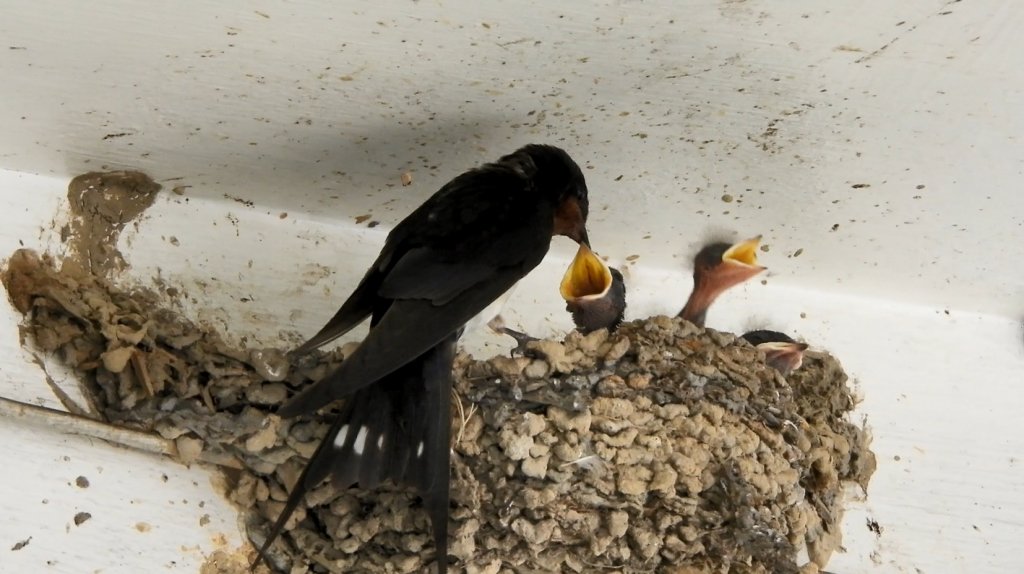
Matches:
[679,235,767,327]
[723,235,765,271]
[560,243,612,301]
[713,235,767,287]
[757,341,809,374]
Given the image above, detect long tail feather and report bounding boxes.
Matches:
[252,333,457,573]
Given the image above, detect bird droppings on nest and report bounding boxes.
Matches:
[2,248,874,574]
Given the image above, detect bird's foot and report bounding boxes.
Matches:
[501,327,540,358]
[487,316,540,357]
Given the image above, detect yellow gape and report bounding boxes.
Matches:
[560,243,613,301]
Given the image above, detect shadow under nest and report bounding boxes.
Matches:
[2,248,874,574]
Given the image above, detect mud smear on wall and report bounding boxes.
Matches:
[61,171,161,277]
[2,245,873,573]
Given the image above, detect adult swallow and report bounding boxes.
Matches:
[678,236,765,327]
[253,144,591,573]
[559,244,626,334]
[741,329,809,374]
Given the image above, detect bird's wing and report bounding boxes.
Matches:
[290,164,542,355]
[278,256,536,416]
[280,169,554,416]
[377,246,499,305]
[289,265,380,355]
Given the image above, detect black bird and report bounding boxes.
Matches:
[559,244,626,334]
[678,236,765,327]
[741,330,809,375]
[253,144,591,573]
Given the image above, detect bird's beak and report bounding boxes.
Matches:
[757,341,809,374]
[560,243,612,301]
[564,212,589,247]
[722,235,765,270]
[553,196,590,247]
[576,226,590,248]
[679,235,767,326]
[713,235,767,286]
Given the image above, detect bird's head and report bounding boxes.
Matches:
[679,235,766,326]
[564,267,627,333]
[507,144,590,246]
[742,330,809,374]
[560,245,625,333]
[692,235,766,290]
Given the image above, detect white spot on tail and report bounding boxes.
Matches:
[377,434,384,449]
[333,425,350,449]
[416,441,425,458]
[353,426,369,455]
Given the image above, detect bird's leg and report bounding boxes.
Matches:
[500,326,539,357]
[487,316,539,357]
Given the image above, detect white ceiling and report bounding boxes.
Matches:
[2,0,1021,317]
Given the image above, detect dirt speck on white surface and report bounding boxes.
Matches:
[2,248,873,573]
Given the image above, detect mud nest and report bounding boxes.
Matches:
[2,248,874,574]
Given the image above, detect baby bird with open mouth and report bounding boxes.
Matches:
[491,244,626,355]
[678,236,766,328]
[559,243,627,334]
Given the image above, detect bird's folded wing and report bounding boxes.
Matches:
[377,247,499,306]
[278,261,529,416]
[289,268,379,355]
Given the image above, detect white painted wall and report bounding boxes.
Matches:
[2,1,1022,572]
